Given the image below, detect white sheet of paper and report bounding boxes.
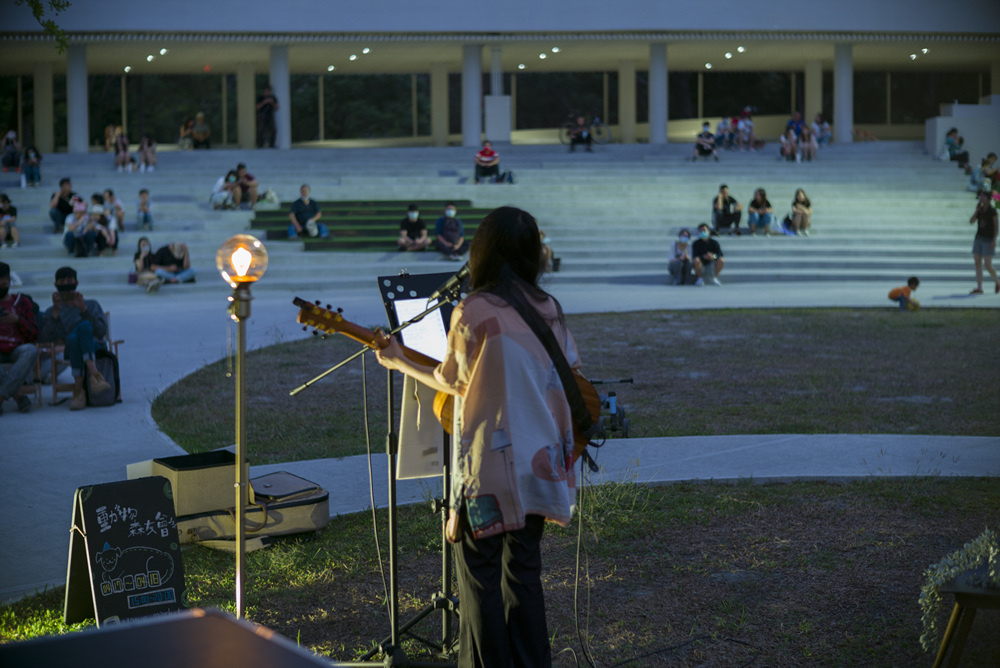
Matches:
[397,375,446,480]
[393,298,448,363]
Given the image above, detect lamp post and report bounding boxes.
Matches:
[215,234,268,619]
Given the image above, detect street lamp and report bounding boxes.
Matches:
[215,234,268,619]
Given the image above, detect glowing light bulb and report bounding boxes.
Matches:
[725,52,732,59]
[159,48,168,55]
[231,247,253,277]
[539,53,547,59]
[518,64,525,70]
[362,47,370,54]
[349,54,357,61]
[737,46,745,53]
[552,47,560,53]
[327,65,335,71]
[123,66,131,73]
[705,63,713,69]
[146,55,154,62]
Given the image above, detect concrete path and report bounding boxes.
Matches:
[2,280,998,605]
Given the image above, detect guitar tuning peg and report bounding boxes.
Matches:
[315,300,321,305]
[325,304,332,310]
[337,307,344,314]
[301,326,307,332]
[312,331,319,336]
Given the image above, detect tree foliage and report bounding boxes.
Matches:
[14,0,71,54]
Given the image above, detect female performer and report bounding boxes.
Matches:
[375,206,580,667]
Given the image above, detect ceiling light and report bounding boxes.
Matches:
[123,66,131,73]
[362,47,370,54]
[705,63,713,69]
[539,53,547,59]
[159,48,168,55]
[551,47,560,53]
[725,52,732,59]
[327,65,335,72]
[922,48,929,54]
[910,54,917,60]
[737,46,745,53]
[349,54,357,61]
[517,63,525,70]
[146,55,154,62]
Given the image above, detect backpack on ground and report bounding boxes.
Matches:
[502,170,516,184]
[86,348,121,406]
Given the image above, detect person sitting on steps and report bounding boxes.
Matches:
[398,204,430,252]
[692,223,725,286]
[0,261,38,415]
[37,266,112,411]
[691,122,719,161]
[474,140,501,184]
[568,116,592,152]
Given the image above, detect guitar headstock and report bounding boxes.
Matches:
[293,297,383,349]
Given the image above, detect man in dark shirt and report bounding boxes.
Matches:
[288,184,329,239]
[256,86,279,148]
[397,203,429,251]
[150,242,196,284]
[49,177,78,233]
[712,184,743,235]
[691,223,725,286]
[692,122,719,161]
[434,203,469,260]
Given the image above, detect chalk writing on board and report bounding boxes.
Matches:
[95,542,176,599]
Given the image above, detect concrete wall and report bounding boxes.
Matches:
[5,0,999,33]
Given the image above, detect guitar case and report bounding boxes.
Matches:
[175,471,329,545]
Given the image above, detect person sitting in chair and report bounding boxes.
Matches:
[37,266,111,411]
[474,140,501,184]
[0,261,38,414]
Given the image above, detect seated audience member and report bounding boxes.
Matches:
[137,188,154,230]
[234,163,259,208]
[211,170,240,209]
[138,134,157,172]
[103,189,126,232]
[1,131,20,169]
[133,237,161,293]
[736,111,755,151]
[434,203,469,260]
[63,199,98,257]
[1,194,20,248]
[790,189,812,236]
[151,242,196,284]
[691,223,725,286]
[712,184,743,235]
[192,112,211,150]
[398,204,430,252]
[104,124,116,152]
[288,184,329,239]
[888,277,920,312]
[692,122,719,161]
[780,127,798,162]
[715,116,735,149]
[748,188,775,236]
[474,140,501,184]
[668,229,694,285]
[90,205,117,256]
[944,128,970,170]
[178,118,195,150]
[21,145,42,187]
[539,229,559,272]
[968,153,997,192]
[568,116,592,153]
[113,126,131,172]
[799,126,818,162]
[0,261,38,414]
[812,114,832,146]
[49,178,78,233]
[786,112,805,138]
[38,266,112,411]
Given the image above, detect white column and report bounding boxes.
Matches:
[221,75,228,146]
[33,62,54,154]
[834,44,854,144]
[462,44,483,147]
[804,60,822,127]
[236,63,255,149]
[485,45,511,143]
[490,46,503,95]
[269,45,291,149]
[431,63,449,147]
[618,60,636,144]
[66,44,89,154]
[648,43,667,145]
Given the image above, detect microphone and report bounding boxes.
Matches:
[429,263,470,302]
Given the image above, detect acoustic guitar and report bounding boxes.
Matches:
[294,297,601,461]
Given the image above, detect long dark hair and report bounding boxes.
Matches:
[469,206,563,326]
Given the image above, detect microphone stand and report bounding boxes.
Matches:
[291,290,461,667]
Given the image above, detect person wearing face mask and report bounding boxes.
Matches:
[288,184,330,239]
[398,203,430,251]
[211,170,240,210]
[668,229,694,285]
[132,237,160,293]
[691,223,725,286]
[38,266,111,411]
[0,261,38,414]
[435,203,469,260]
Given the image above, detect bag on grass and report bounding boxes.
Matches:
[86,348,121,406]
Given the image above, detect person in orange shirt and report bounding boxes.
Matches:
[888,277,920,311]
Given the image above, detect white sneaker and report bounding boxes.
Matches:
[148,166,154,172]
[695,277,704,286]
[140,163,146,173]
[802,229,810,237]
[117,166,124,173]
[711,277,723,286]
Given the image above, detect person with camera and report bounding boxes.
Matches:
[38,267,111,410]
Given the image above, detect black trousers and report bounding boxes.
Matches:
[713,209,742,231]
[475,163,500,182]
[454,513,551,668]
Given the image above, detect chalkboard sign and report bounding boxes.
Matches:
[64,477,187,626]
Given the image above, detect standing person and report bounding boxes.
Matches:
[0,194,20,248]
[691,222,725,286]
[191,112,211,149]
[668,228,694,285]
[473,140,501,184]
[747,188,775,236]
[0,261,38,414]
[888,277,920,311]
[288,184,329,239]
[375,206,581,668]
[37,266,111,411]
[969,189,999,295]
[712,184,743,235]
[790,189,812,236]
[49,178,78,233]
[138,133,157,172]
[435,203,469,260]
[397,203,429,251]
[137,188,154,230]
[151,242,196,284]
[256,85,279,148]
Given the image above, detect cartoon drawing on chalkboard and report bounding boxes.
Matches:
[95,542,175,597]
